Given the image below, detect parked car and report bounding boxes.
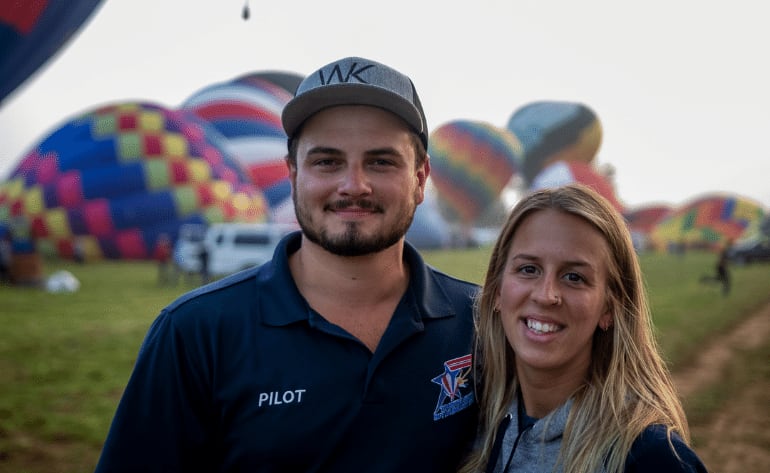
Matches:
[204,222,298,276]
[726,239,770,265]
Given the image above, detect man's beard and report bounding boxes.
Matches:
[293,194,417,257]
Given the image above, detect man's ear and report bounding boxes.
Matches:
[416,156,430,203]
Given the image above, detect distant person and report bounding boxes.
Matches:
[699,239,732,296]
[152,234,173,285]
[715,240,732,296]
[197,242,210,285]
[0,234,11,284]
[94,56,478,472]
[73,238,86,264]
[459,184,707,473]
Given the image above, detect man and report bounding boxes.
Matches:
[94,56,478,472]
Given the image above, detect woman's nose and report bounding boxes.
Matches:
[532,277,561,306]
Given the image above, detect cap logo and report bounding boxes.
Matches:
[318,62,374,85]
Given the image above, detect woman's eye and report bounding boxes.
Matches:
[517,265,538,275]
[564,272,584,283]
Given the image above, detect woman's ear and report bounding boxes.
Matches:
[599,311,613,332]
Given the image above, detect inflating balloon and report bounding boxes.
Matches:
[243,71,304,96]
[182,73,302,219]
[507,101,602,184]
[428,120,522,225]
[0,102,268,260]
[0,0,105,104]
[650,193,766,250]
[529,160,623,213]
[405,188,451,250]
[623,205,672,235]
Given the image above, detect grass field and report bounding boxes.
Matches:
[1,248,769,472]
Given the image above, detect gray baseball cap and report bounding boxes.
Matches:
[282,56,428,149]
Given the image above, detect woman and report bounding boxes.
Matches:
[460,184,707,473]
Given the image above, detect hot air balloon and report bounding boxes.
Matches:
[0,0,105,104]
[428,120,523,226]
[181,72,302,221]
[650,193,766,251]
[623,204,673,251]
[245,71,304,96]
[529,160,624,213]
[507,101,602,185]
[0,102,269,261]
[405,188,452,250]
[624,204,672,234]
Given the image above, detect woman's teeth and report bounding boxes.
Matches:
[527,318,560,334]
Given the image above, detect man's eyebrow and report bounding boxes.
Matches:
[306,146,342,156]
[366,146,401,156]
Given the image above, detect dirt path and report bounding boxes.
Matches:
[672,300,770,473]
[672,300,770,398]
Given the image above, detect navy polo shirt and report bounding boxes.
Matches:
[95,233,479,472]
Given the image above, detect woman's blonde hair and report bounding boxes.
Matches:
[460,184,689,473]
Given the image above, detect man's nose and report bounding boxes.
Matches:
[338,164,372,196]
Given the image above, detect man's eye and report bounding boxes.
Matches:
[370,158,396,167]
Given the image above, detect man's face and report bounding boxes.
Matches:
[289,105,429,256]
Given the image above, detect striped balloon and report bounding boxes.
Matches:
[507,101,602,185]
[182,73,302,216]
[428,120,522,225]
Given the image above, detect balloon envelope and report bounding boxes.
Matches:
[650,193,766,250]
[406,189,451,250]
[182,73,300,218]
[0,0,105,104]
[507,101,602,184]
[240,71,304,95]
[428,120,522,225]
[529,160,624,213]
[623,204,672,234]
[0,102,268,260]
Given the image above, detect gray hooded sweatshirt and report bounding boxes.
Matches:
[491,397,581,473]
[488,396,707,473]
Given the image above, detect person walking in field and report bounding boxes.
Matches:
[699,239,732,296]
[715,240,732,296]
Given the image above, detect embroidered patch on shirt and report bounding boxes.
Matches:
[431,354,475,420]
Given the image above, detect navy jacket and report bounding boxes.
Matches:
[95,233,479,472]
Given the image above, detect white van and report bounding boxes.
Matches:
[203,222,298,276]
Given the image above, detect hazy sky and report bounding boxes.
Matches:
[1,0,768,210]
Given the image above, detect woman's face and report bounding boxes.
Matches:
[497,208,613,382]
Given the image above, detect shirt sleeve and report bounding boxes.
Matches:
[94,309,215,472]
[625,424,709,473]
